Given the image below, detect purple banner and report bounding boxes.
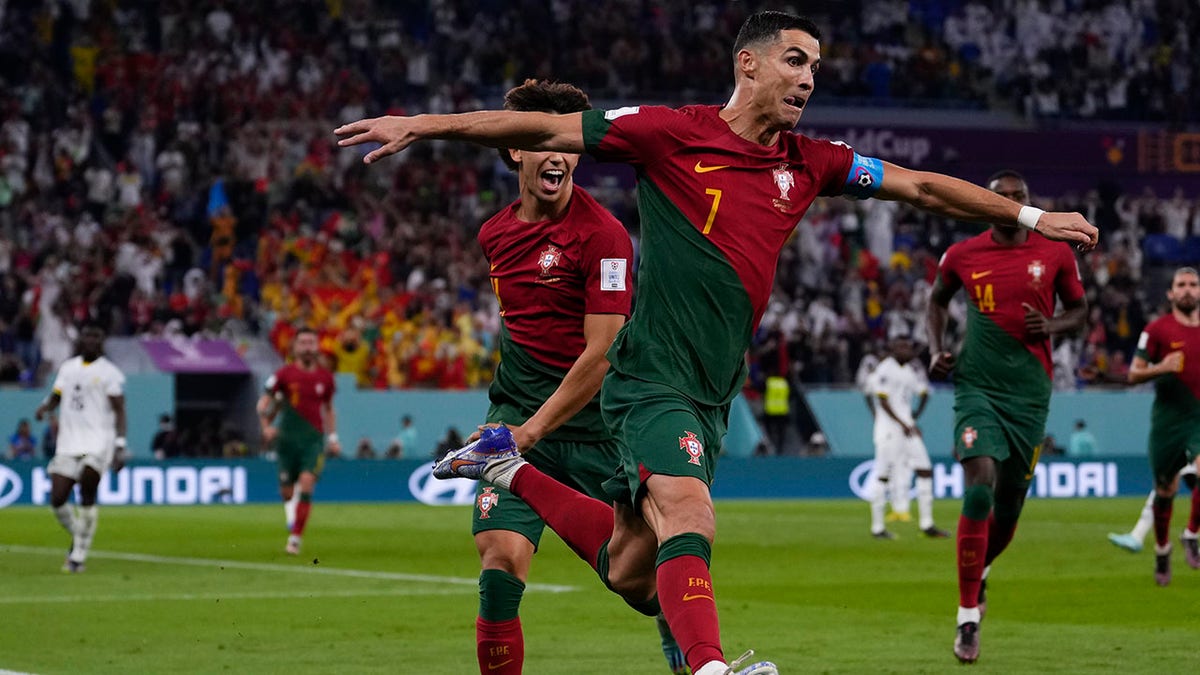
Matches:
[576,126,1200,197]
[140,339,250,374]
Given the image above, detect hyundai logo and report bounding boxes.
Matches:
[0,465,24,508]
[407,463,478,506]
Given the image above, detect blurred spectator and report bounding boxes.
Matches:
[386,415,418,460]
[41,414,57,460]
[8,418,35,460]
[1068,419,1099,459]
[151,414,179,460]
[355,437,376,459]
[433,426,464,460]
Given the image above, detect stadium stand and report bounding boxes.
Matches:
[0,0,1195,398]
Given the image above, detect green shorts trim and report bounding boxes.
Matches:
[599,373,728,508]
[472,437,620,548]
[276,429,325,484]
[1148,423,1200,487]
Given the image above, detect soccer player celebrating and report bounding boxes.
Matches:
[1126,266,1200,585]
[866,335,949,540]
[338,12,1097,673]
[927,170,1087,663]
[34,321,127,573]
[258,326,340,555]
[465,79,684,675]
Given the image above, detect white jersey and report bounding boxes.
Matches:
[52,355,125,456]
[870,356,927,439]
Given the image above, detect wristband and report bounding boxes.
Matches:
[115,437,127,449]
[326,433,339,444]
[1017,206,1044,232]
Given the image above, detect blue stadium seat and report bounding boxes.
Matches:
[1181,236,1200,265]
[1143,234,1183,264]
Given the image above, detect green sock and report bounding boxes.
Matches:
[478,569,525,622]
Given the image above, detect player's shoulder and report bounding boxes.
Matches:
[570,188,629,240]
[1143,314,1173,335]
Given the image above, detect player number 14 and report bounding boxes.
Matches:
[973,283,996,313]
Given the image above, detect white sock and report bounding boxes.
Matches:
[72,505,98,563]
[482,456,527,490]
[1183,528,1198,540]
[891,469,913,515]
[1130,491,1155,542]
[957,606,981,625]
[694,662,729,675]
[1154,542,1172,556]
[982,565,991,581]
[284,492,299,530]
[916,476,935,530]
[53,504,76,534]
[870,478,888,533]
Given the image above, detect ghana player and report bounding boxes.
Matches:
[338,12,1097,674]
[258,326,340,555]
[1126,267,1200,585]
[35,321,127,573]
[927,170,1087,663]
[466,78,684,675]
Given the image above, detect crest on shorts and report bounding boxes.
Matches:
[538,245,562,277]
[477,487,499,518]
[679,431,704,466]
[961,427,977,449]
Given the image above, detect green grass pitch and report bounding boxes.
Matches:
[1,498,1196,674]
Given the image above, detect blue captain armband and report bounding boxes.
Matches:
[842,153,884,199]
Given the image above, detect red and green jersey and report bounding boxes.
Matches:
[265,363,335,434]
[479,187,633,440]
[583,105,853,405]
[1136,314,1200,428]
[938,230,1085,403]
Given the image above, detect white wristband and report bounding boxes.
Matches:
[1017,205,1044,232]
[115,437,127,449]
[326,433,339,444]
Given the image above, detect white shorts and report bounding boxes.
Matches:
[47,451,112,481]
[873,432,932,479]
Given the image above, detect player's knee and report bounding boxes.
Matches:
[962,484,994,520]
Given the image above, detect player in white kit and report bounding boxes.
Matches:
[867,336,950,539]
[35,322,127,573]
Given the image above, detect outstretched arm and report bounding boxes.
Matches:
[875,163,1098,250]
[335,111,585,164]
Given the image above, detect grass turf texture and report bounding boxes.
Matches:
[0,498,1195,674]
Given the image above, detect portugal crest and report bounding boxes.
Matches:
[538,245,562,277]
[1027,259,1045,286]
[477,487,500,518]
[772,163,796,212]
[679,431,704,466]
[961,427,977,449]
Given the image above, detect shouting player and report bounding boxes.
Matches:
[927,170,1087,663]
[338,12,1097,674]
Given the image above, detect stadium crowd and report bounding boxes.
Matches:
[0,0,1196,393]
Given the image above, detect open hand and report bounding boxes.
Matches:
[334,116,420,164]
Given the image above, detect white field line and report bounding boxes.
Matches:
[0,670,38,675]
[0,545,578,593]
[0,587,468,605]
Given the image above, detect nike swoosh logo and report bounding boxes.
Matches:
[682,593,713,602]
[693,162,730,173]
[450,459,477,472]
[488,660,514,670]
[1171,341,1186,348]
[970,271,993,280]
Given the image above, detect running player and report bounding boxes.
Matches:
[258,326,340,555]
[467,79,684,675]
[1125,267,1200,584]
[337,12,1097,674]
[1108,464,1199,553]
[34,321,127,573]
[927,170,1087,663]
[867,335,949,539]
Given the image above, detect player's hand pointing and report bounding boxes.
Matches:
[1034,212,1099,252]
[334,116,420,164]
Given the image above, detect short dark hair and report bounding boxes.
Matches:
[499,79,591,170]
[733,11,821,56]
[294,325,319,338]
[986,169,1027,188]
[79,318,107,334]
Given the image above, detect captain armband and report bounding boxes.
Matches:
[842,153,884,199]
